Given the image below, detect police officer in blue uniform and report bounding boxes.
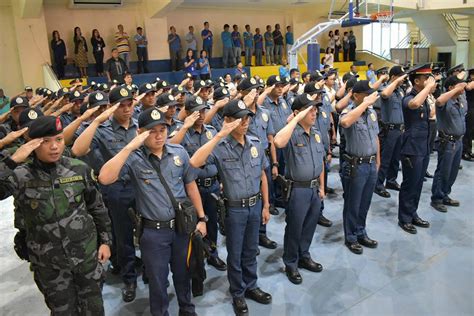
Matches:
[169,95,227,271]
[155,92,182,136]
[190,99,272,316]
[204,87,231,132]
[374,66,408,198]
[61,90,84,128]
[274,93,325,284]
[133,83,157,119]
[99,107,207,316]
[0,96,29,140]
[430,75,468,212]
[72,86,139,302]
[340,80,380,255]
[398,64,437,234]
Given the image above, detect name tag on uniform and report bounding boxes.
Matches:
[59,175,83,184]
[223,158,238,162]
[296,143,306,147]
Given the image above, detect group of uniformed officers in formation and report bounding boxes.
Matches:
[0,60,473,316]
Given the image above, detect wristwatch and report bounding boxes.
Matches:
[272,162,279,168]
[198,215,209,223]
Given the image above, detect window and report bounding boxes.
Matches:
[362,22,408,58]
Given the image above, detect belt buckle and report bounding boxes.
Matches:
[204,178,212,187]
[248,196,257,207]
[170,219,175,229]
[369,156,375,163]
[310,179,318,188]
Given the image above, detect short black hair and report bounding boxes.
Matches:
[136,27,142,31]
[290,68,299,76]
[123,71,132,78]
[287,26,291,30]
[224,24,230,29]
[204,21,209,25]
[368,63,373,68]
[245,24,250,28]
[233,24,237,28]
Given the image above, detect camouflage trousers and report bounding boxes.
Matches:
[32,260,105,316]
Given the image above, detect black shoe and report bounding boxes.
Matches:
[178,311,197,316]
[207,256,227,271]
[269,204,279,215]
[385,182,400,191]
[259,235,277,249]
[459,165,463,170]
[443,197,460,207]
[256,248,260,256]
[244,287,272,304]
[431,201,447,213]
[326,187,336,195]
[142,274,149,285]
[425,171,434,178]
[412,217,430,228]
[374,188,391,198]
[345,241,363,254]
[232,297,249,316]
[298,257,323,272]
[122,282,137,303]
[399,222,417,234]
[318,215,333,227]
[357,236,378,248]
[285,268,303,284]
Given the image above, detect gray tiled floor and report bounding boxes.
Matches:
[1,154,473,315]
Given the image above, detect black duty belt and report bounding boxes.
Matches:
[382,123,404,131]
[344,154,376,165]
[225,193,262,208]
[142,218,175,230]
[196,175,218,187]
[439,132,461,142]
[289,177,320,189]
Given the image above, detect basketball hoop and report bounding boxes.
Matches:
[371,11,394,28]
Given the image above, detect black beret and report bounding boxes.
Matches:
[19,108,44,128]
[28,116,63,139]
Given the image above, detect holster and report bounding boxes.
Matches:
[13,229,29,262]
[127,207,143,246]
[275,174,292,202]
[210,193,227,236]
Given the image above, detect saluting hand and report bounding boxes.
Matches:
[94,102,119,124]
[455,82,468,92]
[243,89,257,106]
[0,127,28,148]
[134,93,146,103]
[214,97,229,109]
[183,111,200,129]
[363,91,379,106]
[264,84,275,94]
[11,138,44,163]
[424,76,437,90]
[295,105,314,122]
[217,119,242,138]
[125,130,151,152]
[80,106,100,121]
[396,74,408,83]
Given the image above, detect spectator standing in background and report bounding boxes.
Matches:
[328,31,335,56]
[231,25,243,66]
[134,27,149,74]
[334,30,341,62]
[273,23,284,65]
[73,26,88,78]
[115,24,131,69]
[366,63,376,85]
[184,49,198,79]
[324,47,334,68]
[221,24,234,68]
[105,48,128,84]
[168,26,182,72]
[279,60,290,79]
[91,29,106,76]
[285,26,294,55]
[264,25,274,65]
[202,21,214,61]
[51,30,67,79]
[199,50,211,80]
[349,30,357,61]
[254,28,264,66]
[185,25,198,59]
[243,24,254,66]
[343,31,350,61]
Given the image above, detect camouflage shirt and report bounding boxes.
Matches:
[0,156,112,269]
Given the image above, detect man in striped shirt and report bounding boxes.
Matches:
[115,24,131,69]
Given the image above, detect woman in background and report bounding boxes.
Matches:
[183,48,198,79]
[74,26,88,78]
[199,49,211,80]
[91,29,106,76]
[51,30,67,79]
[334,29,341,62]
[325,47,334,68]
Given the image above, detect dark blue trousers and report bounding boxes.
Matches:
[273,148,287,208]
[431,139,462,202]
[376,129,402,190]
[199,181,220,257]
[320,160,330,216]
[260,163,274,235]
[341,161,377,243]
[225,202,261,298]
[140,228,193,316]
[398,154,429,223]
[106,181,137,285]
[283,187,321,271]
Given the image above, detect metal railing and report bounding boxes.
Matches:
[444,13,470,41]
[356,49,398,64]
[394,31,430,49]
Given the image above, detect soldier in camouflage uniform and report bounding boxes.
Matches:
[0,115,112,315]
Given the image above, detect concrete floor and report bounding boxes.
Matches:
[1,153,473,316]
